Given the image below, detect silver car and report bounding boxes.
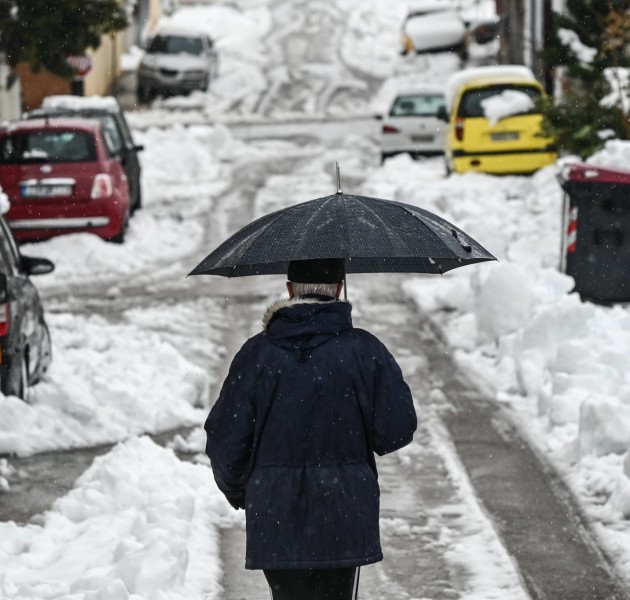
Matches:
[379,89,447,162]
[137,27,219,102]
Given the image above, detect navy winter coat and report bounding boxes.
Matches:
[205,298,417,570]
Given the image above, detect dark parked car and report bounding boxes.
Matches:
[0,118,131,243]
[27,96,143,213]
[0,215,53,399]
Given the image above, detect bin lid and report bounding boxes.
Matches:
[560,162,630,184]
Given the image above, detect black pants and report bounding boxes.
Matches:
[264,567,360,600]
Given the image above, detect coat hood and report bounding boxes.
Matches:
[263,297,353,357]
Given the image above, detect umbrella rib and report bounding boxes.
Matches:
[226,206,304,267]
[289,195,340,258]
[353,196,432,257]
[391,201,462,256]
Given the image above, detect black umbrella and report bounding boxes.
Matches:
[189,170,495,278]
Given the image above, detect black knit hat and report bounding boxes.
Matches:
[287,258,345,283]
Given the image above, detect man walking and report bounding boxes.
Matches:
[205,258,417,600]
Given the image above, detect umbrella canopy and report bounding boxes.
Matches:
[189,191,496,277]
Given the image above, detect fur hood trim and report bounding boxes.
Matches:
[262,297,348,330]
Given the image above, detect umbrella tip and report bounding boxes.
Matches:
[335,162,342,194]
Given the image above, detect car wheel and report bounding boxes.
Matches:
[131,184,142,214]
[110,218,128,244]
[137,85,155,104]
[31,322,51,386]
[4,350,29,400]
[137,85,148,104]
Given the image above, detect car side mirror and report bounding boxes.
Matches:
[436,106,449,122]
[0,272,7,302]
[21,255,55,276]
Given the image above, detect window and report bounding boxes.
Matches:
[148,35,204,56]
[390,94,446,117]
[457,85,542,118]
[96,115,123,155]
[0,131,97,163]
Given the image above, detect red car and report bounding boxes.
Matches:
[0,118,130,243]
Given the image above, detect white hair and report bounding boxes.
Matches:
[290,282,339,298]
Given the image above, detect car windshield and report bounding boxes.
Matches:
[390,94,446,117]
[0,131,97,163]
[458,84,542,118]
[148,35,204,55]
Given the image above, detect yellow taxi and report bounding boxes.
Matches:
[441,66,557,174]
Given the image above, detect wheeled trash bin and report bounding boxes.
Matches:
[560,162,630,303]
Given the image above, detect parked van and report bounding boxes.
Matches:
[441,66,557,175]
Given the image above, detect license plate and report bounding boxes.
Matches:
[491,131,520,141]
[21,185,73,198]
[410,135,434,143]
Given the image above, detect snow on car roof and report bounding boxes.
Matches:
[394,86,445,98]
[4,117,102,133]
[154,23,207,38]
[444,65,537,110]
[42,95,119,111]
[406,0,461,15]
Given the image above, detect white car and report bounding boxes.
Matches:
[379,89,448,161]
[402,8,467,55]
[137,26,219,102]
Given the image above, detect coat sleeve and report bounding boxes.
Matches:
[205,339,258,509]
[372,341,417,456]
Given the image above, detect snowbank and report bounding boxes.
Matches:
[0,437,240,599]
[0,313,210,456]
[558,29,597,65]
[363,151,630,583]
[0,183,10,215]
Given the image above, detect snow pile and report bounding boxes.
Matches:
[0,313,210,456]
[0,437,239,599]
[363,152,630,578]
[341,3,411,79]
[135,124,229,205]
[121,45,144,73]
[589,138,630,169]
[558,28,597,65]
[481,89,534,125]
[0,183,10,214]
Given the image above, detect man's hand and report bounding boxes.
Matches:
[227,497,245,510]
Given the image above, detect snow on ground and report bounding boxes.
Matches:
[363,147,630,584]
[0,312,211,457]
[0,437,241,600]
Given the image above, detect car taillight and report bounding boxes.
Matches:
[0,302,9,337]
[455,118,465,141]
[382,125,400,134]
[91,174,113,199]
